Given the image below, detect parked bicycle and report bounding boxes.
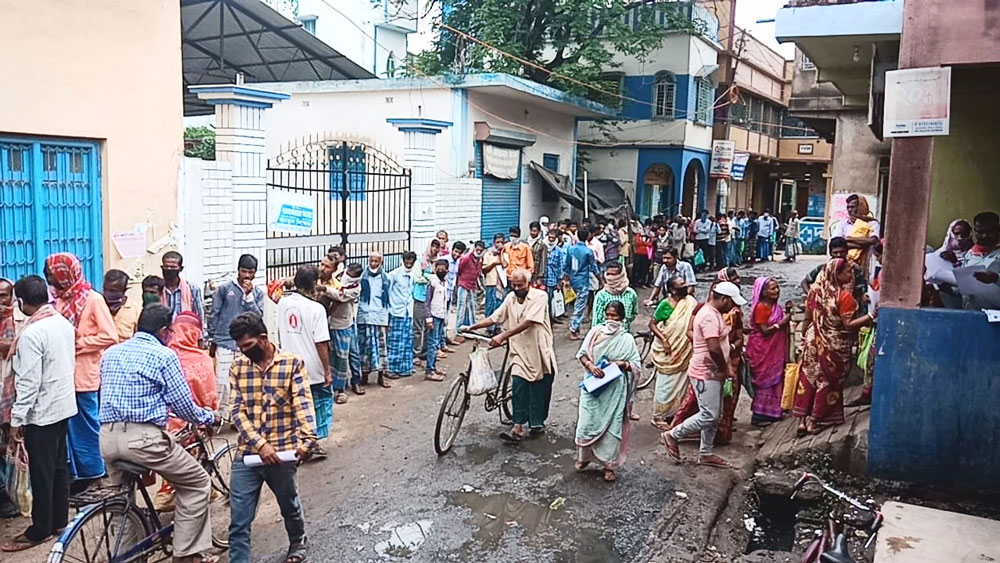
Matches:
[790,472,884,563]
[49,422,235,562]
[433,331,513,455]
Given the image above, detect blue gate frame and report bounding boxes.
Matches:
[0,137,103,283]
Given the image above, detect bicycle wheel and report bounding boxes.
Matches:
[434,375,470,455]
[50,499,150,563]
[208,443,235,549]
[636,337,657,390]
[499,368,514,422]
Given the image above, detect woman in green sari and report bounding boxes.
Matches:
[649,275,698,430]
[574,301,643,482]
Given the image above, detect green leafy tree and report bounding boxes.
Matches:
[184,126,216,161]
[404,1,706,105]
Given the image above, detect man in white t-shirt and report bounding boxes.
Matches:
[756,210,778,261]
[277,265,332,458]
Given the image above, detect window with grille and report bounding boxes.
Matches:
[599,72,626,109]
[695,78,712,124]
[652,72,675,119]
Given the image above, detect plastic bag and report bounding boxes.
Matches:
[563,286,577,305]
[682,242,695,260]
[589,273,601,291]
[781,362,800,412]
[5,440,32,517]
[467,349,498,396]
[723,378,733,398]
[739,356,755,399]
[693,249,706,268]
[551,290,566,317]
[857,326,875,370]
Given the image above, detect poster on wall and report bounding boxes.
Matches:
[709,140,736,178]
[883,67,951,138]
[268,188,316,235]
[730,152,750,181]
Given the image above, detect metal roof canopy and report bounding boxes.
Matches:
[182,0,374,116]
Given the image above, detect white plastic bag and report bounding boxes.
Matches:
[551,289,566,318]
[5,440,32,517]
[467,349,498,396]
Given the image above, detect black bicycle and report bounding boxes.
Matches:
[633,330,657,390]
[49,423,235,562]
[790,472,883,563]
[434,331,513,455]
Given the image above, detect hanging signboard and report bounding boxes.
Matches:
[730,152,750,181]
[709,140,736,178]
[268,188,316,235]
[883,67,951,137]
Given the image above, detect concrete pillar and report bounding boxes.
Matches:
[387,118,453,250]
[190,85,289,275]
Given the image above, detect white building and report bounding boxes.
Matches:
[251,73,612,272]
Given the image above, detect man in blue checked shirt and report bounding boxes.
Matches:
[98,304,217,563]
[543,226,566,322]
[562,225,599,340]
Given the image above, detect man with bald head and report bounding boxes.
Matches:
[359,251,392,389]
[461,268,557,442]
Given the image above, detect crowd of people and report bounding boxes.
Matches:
[0,196,997,560]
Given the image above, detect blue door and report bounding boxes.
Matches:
[476,142,521,241]
[0,138,102,283]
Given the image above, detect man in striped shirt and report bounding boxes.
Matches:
[227,312,317,563]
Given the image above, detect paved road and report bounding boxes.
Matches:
[0,256,818,563]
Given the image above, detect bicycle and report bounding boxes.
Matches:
[49,422,236,562]
[790,472,884,563]
[632,330,657,390]
[433,331,513,456]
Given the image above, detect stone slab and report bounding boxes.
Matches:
[875,501,1000,562]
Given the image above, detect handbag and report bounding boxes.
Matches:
[5,439,32,517]
[781,362,800,412]
[467,349,498,396]
[551,289,566,317]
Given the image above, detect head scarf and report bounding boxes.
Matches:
[422,241,440,269]
[0,278,13,321]
[604,267,629,294]
[45,253,91,327]
[166,311,218,432]
[751,277,784,327]
[807,258,850,320]
[716,268,733,283]
[851,194,876,221]
[940,219,972,253]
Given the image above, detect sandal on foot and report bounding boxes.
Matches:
[351,384,366,396]
[378,374,392,389]
[698,455,733,469]
[499,430,523,443]
[659,432,681,463]
[335,392,348,405]
[650,419,672,432]
[285,542,307,563]
[384,372,401,380]
[2,533,49,553]
[603,469,617,482]
[628,412,640,421]
[574,461,590,472]
[424,372,445,382]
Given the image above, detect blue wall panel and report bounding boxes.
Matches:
[635,147,710,218]
[475,142,521,241]
[868,307,1000,489]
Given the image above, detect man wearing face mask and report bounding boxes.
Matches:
[103,269,140,341]
[527,221,548,286]
[544,227,567,322]
[159,251,204,324]
[502,226,534,284]
[98,304,217,563]
[460,269,557,442]
[141,275,165,307]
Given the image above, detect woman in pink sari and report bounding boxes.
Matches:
[745,277,791,427]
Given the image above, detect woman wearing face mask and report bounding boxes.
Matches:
[574,301,643,483]
[649,276,698,430]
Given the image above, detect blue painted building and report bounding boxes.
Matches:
[577,15,720,219]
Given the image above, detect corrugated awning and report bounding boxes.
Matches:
[529,162,634,222]
[182,0,374,116]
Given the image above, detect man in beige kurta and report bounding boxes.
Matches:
[463,269,557,442]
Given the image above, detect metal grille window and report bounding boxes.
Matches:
[652,72,675,119]
[329,144,367,201]
[695,78,712,123]
[0,138,102,283]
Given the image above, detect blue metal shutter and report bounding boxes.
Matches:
[476,142,521,241]
[0,138,102,283]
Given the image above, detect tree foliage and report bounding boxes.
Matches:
[184,126,216,161]
[405,1,706,104]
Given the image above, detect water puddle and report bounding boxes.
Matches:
[372,519,433,559]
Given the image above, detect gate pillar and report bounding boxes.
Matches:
[190,85,289,277]
[387,118,452,251]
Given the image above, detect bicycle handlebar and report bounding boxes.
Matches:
[791,472,883,548]
[458,331,510,348]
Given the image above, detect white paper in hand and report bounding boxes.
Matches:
[924,252,957,285]
[242,450,298,467]
[954,265,992,296]
[580,362,624,394]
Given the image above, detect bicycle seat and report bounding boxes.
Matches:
[113,460,152,476]
[820,534,855,563]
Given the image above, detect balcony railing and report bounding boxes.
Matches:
[785,0,893,7]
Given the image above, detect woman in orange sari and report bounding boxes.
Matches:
[794,259,875,435]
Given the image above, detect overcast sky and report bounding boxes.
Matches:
[411,1,794,59]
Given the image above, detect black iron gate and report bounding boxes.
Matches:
[266,139,411,280]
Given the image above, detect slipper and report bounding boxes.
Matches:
[628,412,640,421]
[335,392,348,405]
[528,427,545,437]
[499,430,523,443]
[650,419,672,432]
[574,461,590,472]
[2,533,49,553]
[659,432,681,463]
[384,373,401,380]
[424,372,445,382]
[285,542,307,563]
[569,333,583,341]
[603,470,617,482]
[351,385,366,396]
[698,455,733,469]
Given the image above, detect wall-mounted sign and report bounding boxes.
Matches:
[709,140,736,178]
[797,143,814,155]
[731,152,750,181]
[884,67,951,138]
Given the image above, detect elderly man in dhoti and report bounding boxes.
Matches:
[461,268,558,442]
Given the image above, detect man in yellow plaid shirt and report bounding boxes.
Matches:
[226,312,317,563]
